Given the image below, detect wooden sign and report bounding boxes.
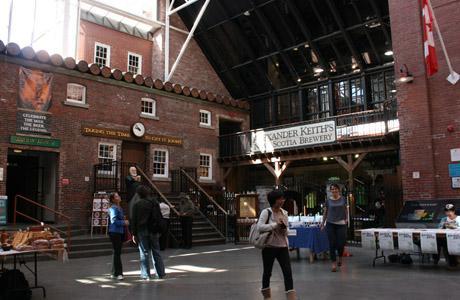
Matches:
[236,194,259,218]
[81,125,183,147]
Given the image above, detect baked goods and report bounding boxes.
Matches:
[11,229,65,251]
[32,239,50,250]
[49,238,65,249]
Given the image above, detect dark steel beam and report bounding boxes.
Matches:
[215,1,274,90]
[368,0,392,45]
[284,0,329,74]
[350,0,382,65]
[249,0,299,82]
[325,0,365,70]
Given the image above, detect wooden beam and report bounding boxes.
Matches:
[352,152,367,170]
[263,162,277,178]
[223,167,233,181]
[335,156,351,172]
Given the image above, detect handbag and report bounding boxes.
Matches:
[123,225,133,245]
[249,209,273,249]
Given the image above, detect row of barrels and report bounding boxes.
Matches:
[0,40,249,110]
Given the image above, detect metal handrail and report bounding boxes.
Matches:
[180,169,227,215]
[14,194,72,251]
[135,166,181,216]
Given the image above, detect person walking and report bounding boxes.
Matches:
[179,193,195,249]
[321,183,349,272]
[159,199,171,251]
[258,190,296,300]
[108,192,129,280]
[131,185,166,280]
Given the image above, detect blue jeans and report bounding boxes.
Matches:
[138,232,166,278]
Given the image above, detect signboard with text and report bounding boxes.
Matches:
[250,120,336,153]
[10,135,60,148]
[17,111,51,135]
[0,196,7,225]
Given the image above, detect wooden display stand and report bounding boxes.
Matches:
[91,192,109,237]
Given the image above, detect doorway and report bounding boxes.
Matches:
[6,149,58,223]
[122,141,147,169]
[219,119,242,135]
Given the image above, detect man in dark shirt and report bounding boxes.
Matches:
[125,166,141,203]
[131,185,166,280]
[179,193,195,249]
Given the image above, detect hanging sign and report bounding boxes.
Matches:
[378,230,394,250]
[420,231,438,254]
[361,230,376,249]
[251,120,336,153]
[446,231,460,255]
[397,230,416,252]
[0,196,7,225]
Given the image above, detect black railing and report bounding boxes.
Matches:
[219,101,398,158]
[171,168,228,239]
[94,161,182,247]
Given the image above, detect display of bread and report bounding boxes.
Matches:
[11,228,65,251]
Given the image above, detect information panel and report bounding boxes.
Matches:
[0,196,7,225]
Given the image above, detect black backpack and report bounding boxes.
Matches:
[0,269,32,300]
[148,198,168,234]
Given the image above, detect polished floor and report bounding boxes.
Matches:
[6,244,459,300]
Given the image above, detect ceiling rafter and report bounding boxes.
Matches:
[215,1,274,91]
[369,0,392,46]
[350,0,382,65]
[249,0,299,83]
[325,0,365,70]
[284,0,329,75]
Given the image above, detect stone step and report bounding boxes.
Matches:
[192,237,226,246]
[68,247,138,259]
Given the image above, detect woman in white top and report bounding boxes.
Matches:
[434,204,460,267]
[258,190,296,300]
[159,200,171,251]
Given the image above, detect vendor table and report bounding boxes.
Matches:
[288,227,329,262]
[359,228,460,267]
[0,248,65,298]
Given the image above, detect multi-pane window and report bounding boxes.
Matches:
[98,143,116,174]
[66,83,86,103]
[141,98,156,116]
[199,110,211,126]
[199,154,212,180]
[350,78,364,106]
[334,81,350,114]
[153,150,168,178]
[306,87,319,120]
[276,93,300,124]
[370,71,396,109]
[251,98,272,129]
[319,85,330,118]
[94,43,110,67]
[128,52,142,75]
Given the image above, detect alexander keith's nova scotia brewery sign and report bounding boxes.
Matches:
[251,120,336,153]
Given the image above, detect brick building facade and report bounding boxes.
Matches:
[389,0,460,200]
[0,46,249,224]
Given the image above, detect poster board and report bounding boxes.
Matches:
[91,192,109,236]
[420,231,438,254]
[361,230,376,249]
[236,194,259,218]
[446,231,460,255]
[397,230,416,252]
[0,196,7,225]
[377,230,394,250]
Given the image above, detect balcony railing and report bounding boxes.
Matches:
[219,102,398,158]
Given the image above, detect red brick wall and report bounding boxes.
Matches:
[78,20,153,77]
[389,0,460,200]
[0,56,249,223]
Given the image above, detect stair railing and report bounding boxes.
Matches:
[13,195,72,251]
[179,168,228,239]
[135,166,182,246]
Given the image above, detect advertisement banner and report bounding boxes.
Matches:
[361,230,376,249]
[378,230,394,250]
[446,231,460,255]
[18,67,53,112]
[0,196,7,225]
[397,230,416,252]
[420,231,438,254]
[251,120,336,153]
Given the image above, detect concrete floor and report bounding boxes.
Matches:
[3,245,459,300]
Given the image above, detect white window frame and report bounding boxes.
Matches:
[153,149,169,179]
[199,153,212,180]
[141,98,156,117]
[94,42,111,67]
[199,110,212,127]
[66,83,86,104]
[97,142,117,175]
[127,52,143,75]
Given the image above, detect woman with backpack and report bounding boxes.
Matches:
[108,192,129,280]
[258,190,296,300]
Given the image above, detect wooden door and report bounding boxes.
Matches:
[122,142,146,169]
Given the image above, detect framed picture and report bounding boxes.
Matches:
[452,177,460,189]
[236,194,259,218]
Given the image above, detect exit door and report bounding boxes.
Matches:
[122,142,146,169]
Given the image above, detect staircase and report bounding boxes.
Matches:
[167,195,226,246]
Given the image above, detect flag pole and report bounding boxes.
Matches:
[426,0,459,84]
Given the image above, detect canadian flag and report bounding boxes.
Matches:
[421,0,438,76]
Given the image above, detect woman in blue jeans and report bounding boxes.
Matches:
[108,192,129,280]
[321,183,348,272]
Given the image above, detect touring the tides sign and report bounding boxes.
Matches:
[251,120,336,153]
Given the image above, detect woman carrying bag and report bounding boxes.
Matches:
[108,192,129,280]
[258,190,296,300]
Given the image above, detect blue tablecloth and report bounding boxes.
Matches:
[288,227,329,254]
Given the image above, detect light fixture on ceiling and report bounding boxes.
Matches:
[390,89,397,93]
[385,50,394,56]
[304,43,310,48]
[313,67,324,73]
[366,21,381,28]
[354,154,360,158]
[297,78,302,82]
[362,52,371,64]
[293,47,298,51]
[398,64,414,83]
[13,149,23,153]
[243,10,251,16]
[275,62,279,67]
[323,157,328,161]
[353,68,361,73]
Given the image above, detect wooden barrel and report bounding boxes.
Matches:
[20,46,35,60]
[36,50,50,63]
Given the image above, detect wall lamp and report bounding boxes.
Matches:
[398,64,414,83]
